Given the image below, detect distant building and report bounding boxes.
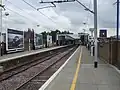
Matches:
[78,33,89,45]
[110,35,120,39]
[56,34,80,45]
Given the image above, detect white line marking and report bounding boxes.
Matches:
[109,64,120,74]
[39,46,80,90]
[81,64,107,65]
[99,58,120,74]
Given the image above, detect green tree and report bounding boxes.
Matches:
[50,30,61,42]
[41,30,73,43]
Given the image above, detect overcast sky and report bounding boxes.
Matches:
[2,0,118,36]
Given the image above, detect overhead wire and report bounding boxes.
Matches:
[21,0,57,24]
[2,1,28,22]
[4,7,50,32]
[22,0,65,30]
[4,0,60,31]
[4,0,45,24]
[5,7,45,30]
[82,0,115,29]
[5,0,44,26]
[47,3,66,30]
[7,0,104,31]
[40,1,68,30]
[47,2,74,31]
[85,0,92,27]
[27,0,115,30]
[5,7,31,21]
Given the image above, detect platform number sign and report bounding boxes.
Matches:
[99,30,107,38]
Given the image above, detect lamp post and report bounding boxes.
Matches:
[83,22,87,33]
[94,0,98,68]
[84,0,98,68]
[4,12,9,55]
[5,12,9,31]
[0,0,2,56]
[33,24,40,50]
[116,0,119,68]
[77,0,98,68]
[117,0,119,40]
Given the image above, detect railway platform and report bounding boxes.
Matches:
[0,45,67,63]
[39,46,120,90]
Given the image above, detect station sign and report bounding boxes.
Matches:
[99,29,107,38]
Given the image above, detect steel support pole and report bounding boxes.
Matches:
[116,0,119,68]
[117,0,119,40]
[0,0,2,56]
[94,0,98,68]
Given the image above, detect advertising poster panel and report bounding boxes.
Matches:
[7,29,24,51]
[34,33,43,48]
[47,35,52,47]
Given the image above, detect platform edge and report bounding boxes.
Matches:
[0,46,68,63]
[39,46,80,90]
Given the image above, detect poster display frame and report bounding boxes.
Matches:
[6,28,24,52]
[34,33,43,49]
[47,35,52,47]
[99,29,107,38]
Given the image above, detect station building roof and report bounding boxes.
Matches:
[57,34,80,40]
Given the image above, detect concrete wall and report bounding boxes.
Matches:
[117,42,120,69]
[98,42,109,62]
[98,39,119,68]
[110,41,117,65]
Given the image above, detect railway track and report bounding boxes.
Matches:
[0,46,77,90]
[0,46,71,82]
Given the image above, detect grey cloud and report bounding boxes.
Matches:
[4,0,119,35]
[62,11,88,25]
[57,0,117,29]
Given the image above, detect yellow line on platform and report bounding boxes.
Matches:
[70,47,82,90]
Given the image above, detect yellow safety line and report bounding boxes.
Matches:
[70,47,82,90]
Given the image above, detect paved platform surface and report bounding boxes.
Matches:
[42,46,120,90]
[0,46,66,63]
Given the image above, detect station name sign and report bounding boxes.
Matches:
[99,29,107,38]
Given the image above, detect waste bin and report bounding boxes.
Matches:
[93,46,95,56]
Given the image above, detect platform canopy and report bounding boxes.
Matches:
[57,34,80,40]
